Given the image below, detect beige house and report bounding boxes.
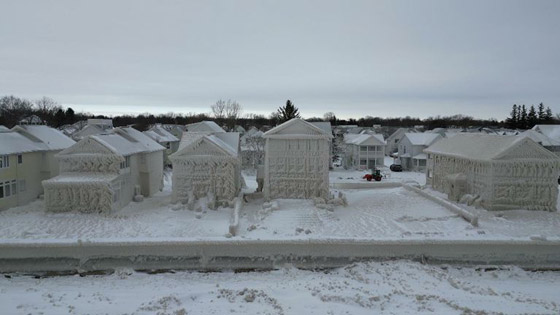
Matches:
[343,133,386,170]
[0,125,75,211]
[262,119,332,200]
[43,127,164,213]
[425,134,560,211]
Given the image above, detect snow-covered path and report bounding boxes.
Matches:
[1,260,558,314]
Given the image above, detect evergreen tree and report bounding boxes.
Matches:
[537,102,545,122]
[277,100,300,123]
[545,107,553,122]
[65,107,76,125]
[53,108,66,127]
[507,104,518,129]
[519,105,528,129]
[527,105,537,128]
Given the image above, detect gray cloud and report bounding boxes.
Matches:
[1,0,559,119]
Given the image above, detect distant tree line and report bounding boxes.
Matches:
[505,103,555,129]
[1,94,558,131]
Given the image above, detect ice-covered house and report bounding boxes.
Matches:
[72,119,114,141]
[397,133,442,171]
[43,127,164,213]
[385,128,418,156]
[0,125,75,211]
[343,133,386,170]
[262,118,332,200]
[170,132,241,204]
[143,124,180,166]
[425,134,560,211]
[310,122,333,168]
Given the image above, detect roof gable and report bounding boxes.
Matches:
[58,137,117,156]
[263,118,332,139]
[171,135,237,158]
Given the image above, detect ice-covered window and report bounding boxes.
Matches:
[17,154,22,164]
[4,181,11,197]
[166,142,171,149]
[0,182,3,198]
[120,156,131,169]
[19,179,26,192]
[0,155,9,168]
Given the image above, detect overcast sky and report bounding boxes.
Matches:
[1,0,559,119]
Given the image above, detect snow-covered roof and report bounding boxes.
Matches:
[72,124,107,140]
[112,127,165,153]
[12,125,75,151]
[173,132,239,158]
[403,133,441,146]
[185,121,225,133]
[519,130,560,147]
[309,122,332,135]
[425,134,559,161]
[143,125,179,143]
[0,125,9,131]
[264,118,333,139]
[532,125,560,141]
[0,129,47,155]
[412,153,427,160]
[344,134,385,146]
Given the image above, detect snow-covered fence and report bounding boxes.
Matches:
[403,184,479,227]
[228,192,244,236]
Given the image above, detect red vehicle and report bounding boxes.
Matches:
[363,170,382,182]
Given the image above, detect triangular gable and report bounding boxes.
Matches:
[357,135,386,146]
[495,137,560,161]
[263,118,332,138]
[171,136,236,159]
[58,137,117,156]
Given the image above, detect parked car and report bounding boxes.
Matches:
[390,164,403,172]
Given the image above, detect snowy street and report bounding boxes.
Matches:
[1,260,559,315]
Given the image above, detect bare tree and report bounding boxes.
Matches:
[35,97,62,122]
[225,100,242,121]
[211,99,227,119]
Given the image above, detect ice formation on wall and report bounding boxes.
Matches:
[426,134,560,211]
[263,119,332,200]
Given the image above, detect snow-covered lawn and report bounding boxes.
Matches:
[0,169,559,242]
[1,260,558,314]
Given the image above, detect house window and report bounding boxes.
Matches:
[1,180,16,198]
[120,156,131,169]
[403,147,407,154]
[0,182,3,198]
[19,180,26,192]
[166,142,171,149]
[0,155,9,168]
[395,139,399,144]
[360,146,367,152]
[360,159,367,165]
[17,154,23,164]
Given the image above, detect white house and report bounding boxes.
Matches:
[143,124,180,166]
[385,128,419,156]
[0,125,75,211]
[43,127,164,213]
[397,132,442,171]
[262,119,332,200]
[425,134,560,211]
[310,122,334,168]
[343,133,386,170]
[170,132,241,204]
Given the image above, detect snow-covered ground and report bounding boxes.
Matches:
[0,168,559,242]
[1,260,559,314]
